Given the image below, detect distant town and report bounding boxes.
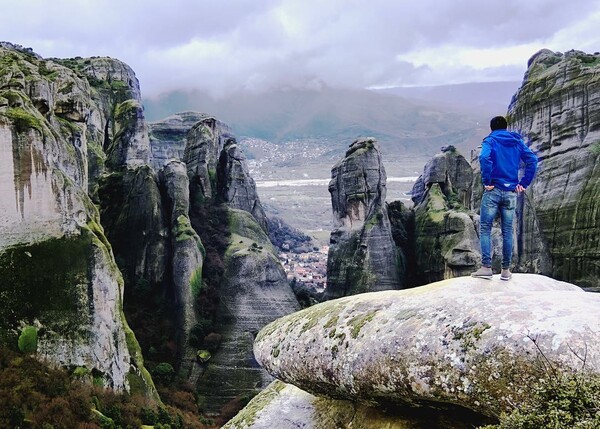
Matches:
[278,245,328,295]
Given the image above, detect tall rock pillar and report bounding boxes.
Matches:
[326,138,402,299]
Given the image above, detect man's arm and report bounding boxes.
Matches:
[479,138,493,187]
[519,141,538,189]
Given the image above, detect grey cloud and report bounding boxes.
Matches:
[2,0,599,96]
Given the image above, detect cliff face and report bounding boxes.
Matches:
[217,138,269,232]
[196,209,299,411]
[507,49,600,290]
[326,138,402,299]
[149,111,211,170]
[0,43,155,396]
[410,148,480,284]
[183,116,233,206]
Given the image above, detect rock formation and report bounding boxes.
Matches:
[326,137,402,298]
[149,111,212,170]
[242,275,600,427]
[403,147,480,284]
[197,209,300,411]
[223,380,493,429]
[183,116,233,206]
[217,138,269,232]
[161,160,204,379]
[506,49,600,290]
[0,43,156,396]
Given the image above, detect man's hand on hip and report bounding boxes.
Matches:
[515,184,526,193]
[484,185,495,191]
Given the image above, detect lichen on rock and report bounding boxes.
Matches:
[254,274,600,418]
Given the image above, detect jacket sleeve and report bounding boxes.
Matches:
[479,138,493,186]
[518,141,538,188]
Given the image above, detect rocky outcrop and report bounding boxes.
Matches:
[411,145,473,207]
[149,111,211,170]
[98,166,168,293]
[408,148,480,284]
[326,138,402,299]
[161,160,204,378]
[0,43,155,396]
[223,380,494,429]
[251,275,600,423]
[506,49,600,290]
[183,116,233,205]
[217,138,269,232]
[105,99,150,169]
[196,209,299,411]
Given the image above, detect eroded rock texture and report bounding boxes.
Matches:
[149,111,211,170]
[223,380,493,429]
[326,138,402,299]
[253,275,600,420]
[161,160,204,379]
[183,116,233,205]
[196,209,299,411]
[0,43,156,396]
[217,138,269,232]
[410,148,480,284]
[507,49,600,290]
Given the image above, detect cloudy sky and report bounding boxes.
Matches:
[2,0,600,98]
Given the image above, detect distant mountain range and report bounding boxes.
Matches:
[143,81,521,159]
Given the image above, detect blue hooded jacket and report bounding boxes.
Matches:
[479,129,538,191]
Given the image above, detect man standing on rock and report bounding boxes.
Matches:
[471,116,538,280]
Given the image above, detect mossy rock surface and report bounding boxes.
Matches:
[254,275,600,418]
[0,232,94,343]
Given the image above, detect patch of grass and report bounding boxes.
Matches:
[2,107,43,133]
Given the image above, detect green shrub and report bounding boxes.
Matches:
[479,371,600,429]
[152,362,175,383]
[17,326,38,353]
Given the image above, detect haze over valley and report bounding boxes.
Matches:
[145,81,520,232]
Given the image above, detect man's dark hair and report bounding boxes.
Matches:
[490,116,508,131]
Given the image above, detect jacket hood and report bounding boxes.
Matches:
[488,130,522,147]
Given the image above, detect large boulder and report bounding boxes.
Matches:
[253,274,600,419]
[326,138,402,298]
[506,49,600,290]
[222,380,494,429]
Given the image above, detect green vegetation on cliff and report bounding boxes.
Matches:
[0,233,93,344]
[0,345,211,429]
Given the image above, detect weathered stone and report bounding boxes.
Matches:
[161,160,204,381]
[223,380,494,429]
[411,148,473,207]
[105,99,151,168]
[98,166,168,293]
[413,183,480,284]
[506,49,600,290]
[149,111,212,170]
[0,44,156,397]
[184,116,233,205]
[326,138,402,299]
[254,274,599,418]
[196,209,299,412]
[217,138,269,232]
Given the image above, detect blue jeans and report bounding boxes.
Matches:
[479,188,517,268]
